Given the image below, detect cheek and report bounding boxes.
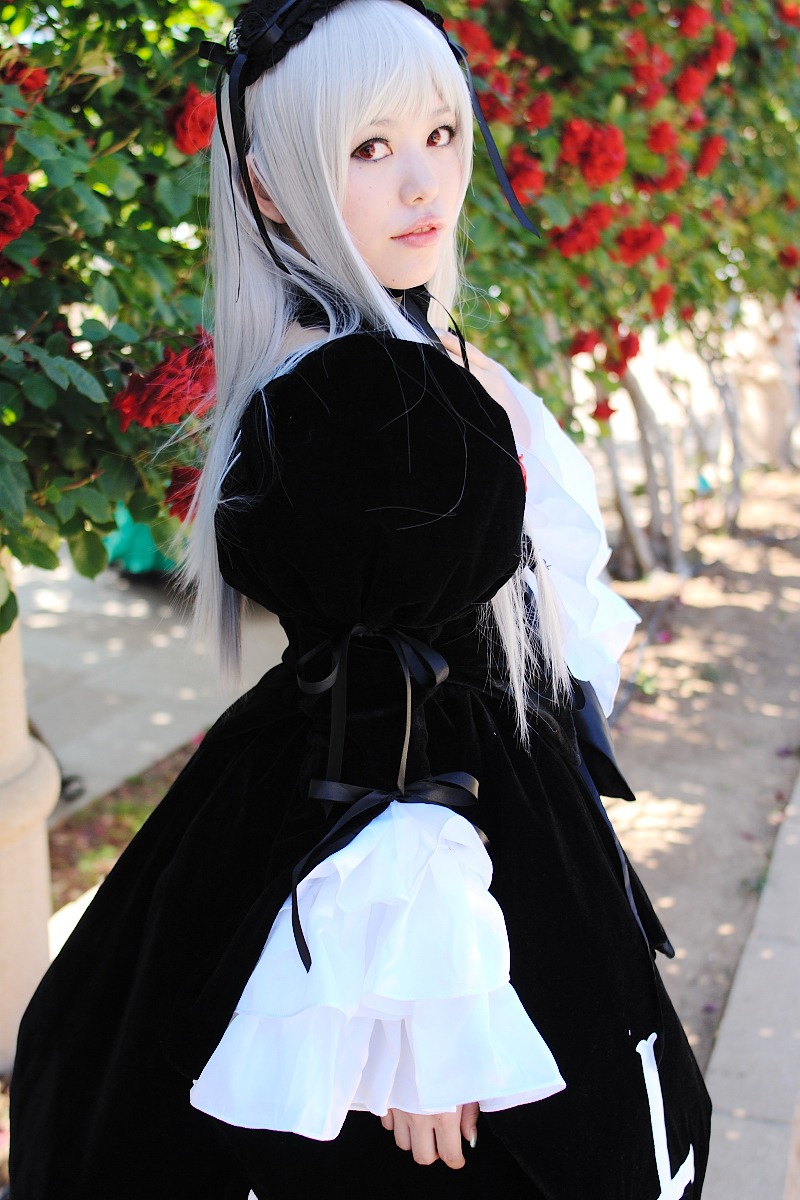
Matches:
[342,174,380,248]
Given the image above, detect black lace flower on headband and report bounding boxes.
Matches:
[200,0,539,278]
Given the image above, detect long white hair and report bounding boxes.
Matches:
[184,0,569,739]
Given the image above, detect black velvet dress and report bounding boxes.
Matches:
[10,332,711,1199]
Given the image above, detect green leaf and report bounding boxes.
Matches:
[0,590,19,637]
[15,127,61,161]
[155,175,192,219]
[64,360,106,403]
[73,485,113,524]
[110,322,140,344]
[80,319,110,344]
[538,195,573,227]
[26,347,70,390]
[128,490,159,524]
[97,453,137,501]
[94,276,120,317]
[21,372,58,411]
[4,533,59,570]
[0,460,29,521]
[0,564,8,606]
[55,493,77,522]
[0,432,25,463]
[67,529,109,578]
[0,337,24,365]
[44,157,78,188]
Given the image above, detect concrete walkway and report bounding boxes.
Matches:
[16,557,800,1198]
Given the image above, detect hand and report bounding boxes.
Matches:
[381,1102,480,1168]
[435,329,531,447]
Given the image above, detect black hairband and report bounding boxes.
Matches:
[199,0,540,278]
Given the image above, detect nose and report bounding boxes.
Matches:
[399,151,439,206]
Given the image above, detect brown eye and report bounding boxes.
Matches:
[428,125,456,147]
[352,139,391,161]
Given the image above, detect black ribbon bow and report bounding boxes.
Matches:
[290,623,481,970]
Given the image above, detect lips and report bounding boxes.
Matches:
[392,218,444,247]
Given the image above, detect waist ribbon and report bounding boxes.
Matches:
[291,623,480,971]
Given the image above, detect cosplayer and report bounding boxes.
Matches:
[10,2,711,1197]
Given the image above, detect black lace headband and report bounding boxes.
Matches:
[200,0,539,277]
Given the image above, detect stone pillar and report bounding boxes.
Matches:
[0,611,60,1073]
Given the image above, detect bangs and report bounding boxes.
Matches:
[333,2,470,130]
[270,0,474,195]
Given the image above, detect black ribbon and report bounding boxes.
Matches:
[291,623,480,970]
[291,771,480,971]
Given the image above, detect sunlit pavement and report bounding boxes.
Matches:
[17,554,286,821]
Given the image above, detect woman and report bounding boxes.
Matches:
[10,2,711,1197]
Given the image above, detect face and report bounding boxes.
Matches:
[342,99,464,291]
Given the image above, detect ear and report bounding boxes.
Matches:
[246,155,286,224]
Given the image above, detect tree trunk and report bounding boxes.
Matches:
[600,419,656,577]
[621,367,668,563]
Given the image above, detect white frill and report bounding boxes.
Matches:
[504,368,639,715]
[190,801,565,1141]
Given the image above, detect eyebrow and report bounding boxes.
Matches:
[363,105,455,127]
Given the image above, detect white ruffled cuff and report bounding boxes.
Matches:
[504,368,639,715]
[190,801,565,1141]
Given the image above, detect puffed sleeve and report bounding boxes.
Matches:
[501,365,639,715]
[215,334,526,636]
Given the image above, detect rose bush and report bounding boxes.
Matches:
[0,4,237,631]
[2,0,800,623]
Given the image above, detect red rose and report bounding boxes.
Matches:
[577,274,591,288]
[0,173,40,251]
[664,213,682,228]
[778,247,800,269]
[784,195,798,212]
[165,466,202,522]
[448,18,495,60]
[674,65,713,106]
[677,4,713,37]
[625,31,649,59]
[695,134,725,178]
[604,328,640,377]
[616,221,666,265]
[628,2,646,15]
[651,283,674,317]
[569,330,602,356]
[560,118,592,165]
[647,122,678,155]
[167,84,217,156]
[702,28,736,70]
[478,90,512,125]
[1,58,49,99]
[686,108,707,130]
[592,396,616,423]
[679,304,696,322]
[506,145,546,202]
[650,155,689,192]
[526,93,552,130]
[561,121,626,188]
[112,331,215,432]
[0,254,24,281]
[777,2,800,26]
[550,203,615,258]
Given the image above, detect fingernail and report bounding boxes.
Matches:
[469,1131,477,1149]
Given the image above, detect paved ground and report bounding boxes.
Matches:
[15,552,800,1199]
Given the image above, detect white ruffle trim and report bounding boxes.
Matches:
[190,802,565,1140]
[504,368,639,715]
